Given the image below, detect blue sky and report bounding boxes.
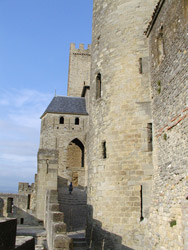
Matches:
[0,0,93,193]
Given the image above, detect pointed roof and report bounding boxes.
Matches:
[41,96,88,118]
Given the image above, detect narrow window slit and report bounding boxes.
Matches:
[75,117,79,125]
[140,185,144,221]
[147,123,153,151]
[102,141,107,159]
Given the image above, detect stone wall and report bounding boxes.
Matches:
[18,182,36,212]
[67,43,91,97]
[0,218,17,250]
[145,0,188,249]
[86,0,158,249]
[45,190,73,250]
[39,112,88,186]
[0,218,35,250]
[0,193,40,226]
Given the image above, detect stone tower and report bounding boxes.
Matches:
[86,0,158,249]
[67,43,91,97]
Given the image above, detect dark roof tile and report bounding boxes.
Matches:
[41,96,88,118]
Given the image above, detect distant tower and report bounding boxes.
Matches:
[67,43,91,97]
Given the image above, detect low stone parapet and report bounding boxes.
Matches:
[46,190,73,250]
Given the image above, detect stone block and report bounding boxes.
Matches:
[53,222,67,234]
[53,234,72,248]
[52,212,64,222]
[49,203,60,212]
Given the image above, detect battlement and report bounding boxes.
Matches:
[68,43,91,97]
[70,43,91,55]
[18,182,35,194]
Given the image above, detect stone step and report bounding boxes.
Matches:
[74,240,88,247]
[35,245,45,250]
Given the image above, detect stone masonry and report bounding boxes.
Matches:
[144,0,188,249]
[1,1,188,250]
[68,43,91,97]
[86,1,158,249]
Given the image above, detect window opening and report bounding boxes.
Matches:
[75,117,79,125]
[96,73,101,99]
[27,194,31,209]
[139,58,143,74]
[102,141,107,159]
[20,218,24,224]
[147,123,153,151]
[140,185,144,221]
[157,26,164,64]
[60,117,64,124]
[7,198,13,213]
[46,159,49,174]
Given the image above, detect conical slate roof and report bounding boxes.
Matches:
[41,96,88,118]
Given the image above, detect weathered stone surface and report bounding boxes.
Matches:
[54,234,72,248]
[145,0,188,249]
[86,0,158,249]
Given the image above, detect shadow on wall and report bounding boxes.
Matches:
[0,198,4,217]
[86,205,135,250]
[58,176,86,190]
[9,206,42,226]
[58,176,87,232]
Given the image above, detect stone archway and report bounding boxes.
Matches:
[66,138,85,186]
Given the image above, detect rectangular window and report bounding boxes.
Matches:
[27,194,31,209]
[7,198,13,213]
[157,26,164,64]
[147,123,153,151]
[140,185,144,221]
[139,58,143,74]
[102,141,107,159]
[96,73,101,99]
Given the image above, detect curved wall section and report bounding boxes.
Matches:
[87,1,158,249]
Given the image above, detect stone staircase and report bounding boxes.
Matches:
[68,231,89,250]
[58,186,87,232]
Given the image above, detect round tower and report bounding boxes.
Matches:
[87,0,158,249]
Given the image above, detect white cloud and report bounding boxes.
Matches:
[0,88,53,193]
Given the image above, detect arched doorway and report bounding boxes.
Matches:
[66,138,85,186]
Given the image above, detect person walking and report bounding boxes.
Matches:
[69,182,73,194]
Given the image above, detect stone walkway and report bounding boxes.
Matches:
[17,225,47,250]
[68,230,89,250]
[58,187,87,232]
[58,186,89,249]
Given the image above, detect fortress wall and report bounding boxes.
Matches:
[146,0,188,249]
[87,0,158,249]
[67,43,91,97]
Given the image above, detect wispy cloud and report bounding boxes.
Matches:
[0,88,53,193]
